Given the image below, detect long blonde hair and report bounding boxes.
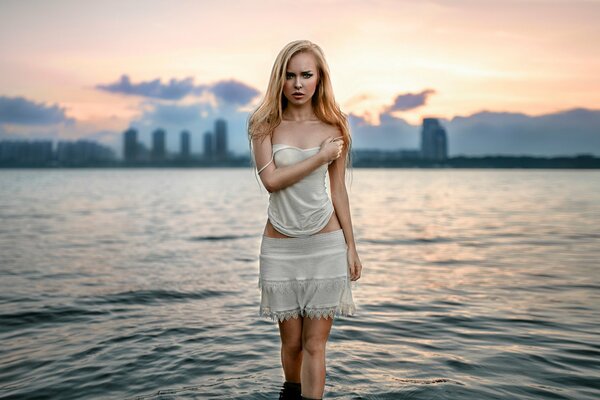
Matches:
[247,40,353,188]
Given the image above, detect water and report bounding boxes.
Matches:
[1,168,599,399]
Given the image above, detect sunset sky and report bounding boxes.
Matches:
[1,0,599,156]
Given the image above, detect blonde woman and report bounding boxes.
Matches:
[248,40,362,400]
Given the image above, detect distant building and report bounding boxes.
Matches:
[420,118,448,160]
[214,119,228,160]
[203,131,213,160]
[398,149,422,159]
[56,140,115,164]
[123,128,138,161]
[0,140,53,164]
[152,128,166,161]
[180,130,190,159]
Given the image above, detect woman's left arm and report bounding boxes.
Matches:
[329,141,362,282]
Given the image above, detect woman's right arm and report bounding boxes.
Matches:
[253,136,341,193]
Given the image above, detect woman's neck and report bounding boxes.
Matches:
[282,104,317,122]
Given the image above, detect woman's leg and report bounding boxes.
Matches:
[300,315,334,399]
[278,316,304,383]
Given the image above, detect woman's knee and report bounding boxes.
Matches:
[281,339,303,355]
[302,335,326,356]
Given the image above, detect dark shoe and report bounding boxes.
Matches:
[301,396,322,400]
[279,381,302,400]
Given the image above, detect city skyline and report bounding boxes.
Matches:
[5,116,599,169]
[0,115,448,164]
[123,118,230,162]
[0,0,599,157]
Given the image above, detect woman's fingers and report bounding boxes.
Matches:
[349,263,359,281]
[351,262,362,280]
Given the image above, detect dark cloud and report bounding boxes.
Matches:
[210,79,260,105]
[96,74,205,101]
[96,75,260,106]
[0,96,73,125]
[383,89,437,112]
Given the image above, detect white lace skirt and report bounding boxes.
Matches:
[258,228,356,322]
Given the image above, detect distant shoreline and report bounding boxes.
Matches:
[1,154,599,169]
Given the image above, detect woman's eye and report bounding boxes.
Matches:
[286,73,312,79]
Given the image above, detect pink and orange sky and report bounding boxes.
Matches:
[1,0,599,156]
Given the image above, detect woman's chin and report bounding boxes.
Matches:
[288,97,309,105]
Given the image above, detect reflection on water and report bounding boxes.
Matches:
[0,168,599,399]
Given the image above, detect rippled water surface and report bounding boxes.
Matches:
[1,168,599,399]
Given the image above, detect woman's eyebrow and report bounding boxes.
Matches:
[286,70,313,74]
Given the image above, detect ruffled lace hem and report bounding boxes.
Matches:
[258,275,348,293]
[259,302,356,322]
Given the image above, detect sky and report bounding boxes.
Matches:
[1,0,599,156]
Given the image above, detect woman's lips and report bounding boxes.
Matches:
[293,93,304,98]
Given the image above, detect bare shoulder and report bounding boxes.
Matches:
[322,121,342,137]
[315,120,340,133]
[303,120,341,140]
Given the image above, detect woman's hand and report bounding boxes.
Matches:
[318,136,343,164]
[347,248,363,281]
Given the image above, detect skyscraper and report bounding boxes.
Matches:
[123,128,138,161]
[214,119,228,160]
[152,128,166,161]
[420,118,448,161]
[203,131,213,160]
[180,130,190,159]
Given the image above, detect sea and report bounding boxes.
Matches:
[1,168,599,399]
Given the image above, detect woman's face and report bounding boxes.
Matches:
[282,51,319,106]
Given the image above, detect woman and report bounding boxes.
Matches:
[248,40,363,400]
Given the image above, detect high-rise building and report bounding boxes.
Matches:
[123,128,138,161]
[180,130,190,159]
[420,118,448,161]
[152,128,166,160]
[203,131,213,159]
[214,119,228,159]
